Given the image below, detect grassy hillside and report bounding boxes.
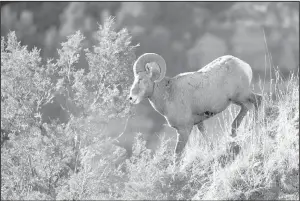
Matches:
[105,69,299,200]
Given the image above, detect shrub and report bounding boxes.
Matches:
[1,17,138,200]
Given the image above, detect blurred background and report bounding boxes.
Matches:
[1,2,299,150]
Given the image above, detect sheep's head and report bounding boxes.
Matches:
[129,53,166,104]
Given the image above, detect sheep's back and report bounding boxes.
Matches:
[199,55,252,85]
[170,55,253,113]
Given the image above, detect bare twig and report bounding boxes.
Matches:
[111,105,136,145]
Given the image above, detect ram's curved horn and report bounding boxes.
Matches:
[133,53,166,82]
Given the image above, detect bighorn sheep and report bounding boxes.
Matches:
[128,53,262,164]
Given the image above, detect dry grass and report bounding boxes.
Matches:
[189,69,299,200]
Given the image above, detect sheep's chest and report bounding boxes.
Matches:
[164,101,193,128]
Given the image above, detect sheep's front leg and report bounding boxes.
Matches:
[174,125,193,166]
[231,104,248,137]
[197,121,213,149]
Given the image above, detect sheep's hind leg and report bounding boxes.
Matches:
[231,103,249,137]
[197,121,206,134]
[197,121,212,149]
[248,92,263,120]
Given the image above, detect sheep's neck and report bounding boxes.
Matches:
[148,77,171,116]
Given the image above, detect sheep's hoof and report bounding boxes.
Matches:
[230,130,237,137]
[227,141,241,159]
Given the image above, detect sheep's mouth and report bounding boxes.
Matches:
[129,97,139,104]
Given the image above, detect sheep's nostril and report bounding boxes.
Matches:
[129,97,132,101]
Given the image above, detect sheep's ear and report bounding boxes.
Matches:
[145,63,153,77]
